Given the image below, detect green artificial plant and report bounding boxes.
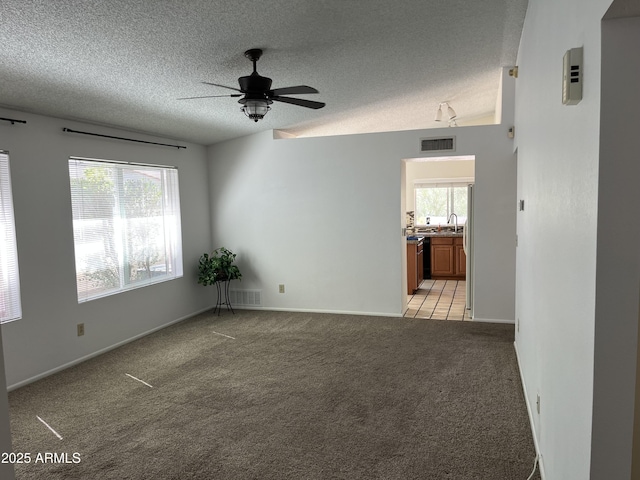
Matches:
[198,247,242,286]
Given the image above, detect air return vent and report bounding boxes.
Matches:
[420,136,456,153]
[229,289,262,307]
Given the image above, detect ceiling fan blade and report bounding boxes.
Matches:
[177,94,242,100]
[202,81,243,93]
[269,85,319,96]
[271,96,326,109]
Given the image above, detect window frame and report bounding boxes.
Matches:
[413,177,474,227]
[68,157,183,303]
[0,150,22,324]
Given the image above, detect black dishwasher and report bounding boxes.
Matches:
[422,237,431,279]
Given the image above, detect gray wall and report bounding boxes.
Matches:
[593,13,640,479]
[207,71,517,321]
[0,107,214,388]
[513,0,640,478]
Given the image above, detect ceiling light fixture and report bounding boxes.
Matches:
[435,102,458,126]
[434,105,443,122]
[241,98,272,122]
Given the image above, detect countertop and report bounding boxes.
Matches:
[407,230,463,243]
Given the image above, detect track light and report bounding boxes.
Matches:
[446,103,457,120]
[435,102,457,126]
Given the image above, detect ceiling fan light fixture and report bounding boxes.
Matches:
[242,99,271,122]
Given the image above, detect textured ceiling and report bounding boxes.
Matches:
[0,0,528,145]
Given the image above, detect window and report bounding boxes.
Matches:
[414,180,472,226]
[69,158,183,302]
[0,151,22,323]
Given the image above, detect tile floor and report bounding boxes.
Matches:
[404,279,471,321]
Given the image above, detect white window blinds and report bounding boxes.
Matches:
[69,158,183,303]
[0,151,22,323]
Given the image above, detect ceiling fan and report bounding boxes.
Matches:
[179,49,326,122]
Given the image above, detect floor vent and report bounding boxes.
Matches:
[421,136,456,153]
[229,289,262,306]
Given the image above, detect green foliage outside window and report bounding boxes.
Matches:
[415,184,469,225]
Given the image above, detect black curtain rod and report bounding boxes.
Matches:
[0,117,27,125]
[62,128,186,150]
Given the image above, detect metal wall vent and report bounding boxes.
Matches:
[420,136,456,153]
[229,289,262,306]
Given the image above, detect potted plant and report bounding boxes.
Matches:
[198,247,242,286]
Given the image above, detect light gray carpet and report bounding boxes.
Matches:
[8,310,540,479]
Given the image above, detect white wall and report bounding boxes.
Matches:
[592,13,640,479]
[208,72,517,321]
[514,0,620,478]
[0,107,214,388]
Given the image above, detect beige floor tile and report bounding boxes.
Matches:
[405,279,469,323]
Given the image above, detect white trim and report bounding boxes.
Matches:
[413,177,475,186]
[227,305,404,318]
[69,155,176,170]
[471,317,516,324]
[514,340,546,480]
[6,307,212,391]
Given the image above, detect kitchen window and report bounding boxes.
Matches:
[0,151,22,323]
[414,180,471,226]
[69,157,183,303]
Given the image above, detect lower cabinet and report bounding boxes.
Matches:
[431,237,466,280]
[455,241,466,276]
[407,240,424,293]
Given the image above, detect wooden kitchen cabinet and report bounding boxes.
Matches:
[407,239,424,293]
[454,238,466,276]
[431,237,454,277]
[431,237,466,280]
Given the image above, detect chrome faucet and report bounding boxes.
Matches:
[447,213,458,232]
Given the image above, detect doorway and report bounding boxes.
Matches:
[403,155,475,320]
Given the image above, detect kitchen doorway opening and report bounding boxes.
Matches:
[403,155,476,321]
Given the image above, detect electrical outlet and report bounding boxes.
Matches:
[279,284,285,294]
[536,394,541,415]
[77,323,85,336]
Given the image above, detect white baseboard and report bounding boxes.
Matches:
[514,340,546,480]
[7,306,213,392]
[230,305,404,318]
[472,317,516,324]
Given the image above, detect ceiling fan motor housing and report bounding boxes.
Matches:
[238,73,273,103]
